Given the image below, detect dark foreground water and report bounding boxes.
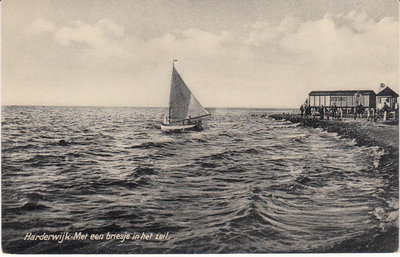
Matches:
[2,106,398,253]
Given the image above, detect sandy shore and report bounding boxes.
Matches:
[269,113,399,252]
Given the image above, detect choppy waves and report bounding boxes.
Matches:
[2,106,398,253]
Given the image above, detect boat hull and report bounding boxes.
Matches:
[160,123,200,132]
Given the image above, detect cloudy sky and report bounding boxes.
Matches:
[2,0,399,108]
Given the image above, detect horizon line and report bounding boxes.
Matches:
[1,104,298,109]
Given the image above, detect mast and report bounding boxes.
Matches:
[169,59,178,121]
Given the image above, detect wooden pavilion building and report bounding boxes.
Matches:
[308,90,376,113]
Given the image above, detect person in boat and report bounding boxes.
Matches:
[181,117,191,125]
[194,119,202,130]
[163,115,169,125]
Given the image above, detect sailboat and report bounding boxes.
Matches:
[161,61,210,132]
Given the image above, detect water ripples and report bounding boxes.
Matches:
[1,106,397,253]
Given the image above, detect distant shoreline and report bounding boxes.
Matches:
[1,105,298,110]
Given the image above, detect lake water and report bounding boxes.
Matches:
[1,106,398,253]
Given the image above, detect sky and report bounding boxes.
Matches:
[2,0,399,108]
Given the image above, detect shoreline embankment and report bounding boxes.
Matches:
[269,113,399,253]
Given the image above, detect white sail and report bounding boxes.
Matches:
[169,66,210,122]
